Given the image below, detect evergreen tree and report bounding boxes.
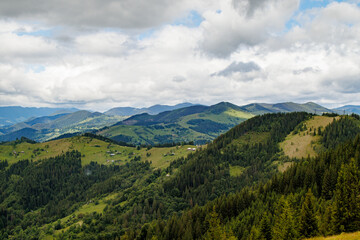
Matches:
[299,189,318,238]
[203,206,236,240]
[331,159,360,233]
[259,213,272,240]
[272,197,298,240]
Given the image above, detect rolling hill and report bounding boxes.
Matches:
[333,105,360,114]
[0,101,338,145]
[0,111,125,142]
[98,102,255,145]
[241,101,332,115]
[0,106,78,127]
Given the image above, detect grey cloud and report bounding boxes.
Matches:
[213,61,261,76]
[232,0,268,17]
[324,75,360,94]
[0,0,188,29]
[173,75,186,83]
[293,67,320,75]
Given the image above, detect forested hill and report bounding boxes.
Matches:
[121,114,360,240]
[98,102,254,145]
[1,112,360,239]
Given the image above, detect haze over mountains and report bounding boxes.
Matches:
[0,101,347,144]
[104,102,196,116]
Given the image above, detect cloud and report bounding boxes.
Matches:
[173,75,186,82]
[0,0,197,29]
[214,61,261,76]
[0,0,360,111]
[200,0,300,57]
[293,67,320,75]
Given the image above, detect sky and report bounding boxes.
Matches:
[0,0,360,111]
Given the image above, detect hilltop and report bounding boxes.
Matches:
[98,102,254,145]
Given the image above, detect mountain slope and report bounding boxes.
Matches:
[99,102,254,145]
[0,111,125,142]
[333,105,360,114]
[0,106,78,127]
[241,101,332,115]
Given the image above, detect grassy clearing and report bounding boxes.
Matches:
[305,231,360,240]
[0,136,194,168]
[224,109,254,119]
[229,165,245,177]
[280,116,337,159]
[140,145,201,169]
[278,161,294,172]
[231,132,270,146]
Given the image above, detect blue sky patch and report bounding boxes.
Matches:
[27,64,46,73]
[16,28,54,37]
[137,29,155,40]
[285,0,348,31]
[172,10,204,28]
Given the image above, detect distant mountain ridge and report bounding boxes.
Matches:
[99,102,255,145]
[333,105,360,114]
[240,101,332,115]
[0,110,125,142]
[0,101,338,143]
[0,106,78,127]
[104,102,197,116]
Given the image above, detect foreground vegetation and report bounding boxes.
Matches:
[1,112,360,239]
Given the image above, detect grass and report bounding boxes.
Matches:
[0,136,194,168]
[305,231,360,240]
[140,145,201,169]
[231,131,270,146]
[280,116,338,159]
[224,109,254,119]
[229,165,245,177]
[278,161,294,172]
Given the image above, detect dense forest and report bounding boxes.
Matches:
[0,112,359,239]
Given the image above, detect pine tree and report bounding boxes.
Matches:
[259,213,272,240]
[299,189,318,238]
[272,196,298,240]
[203,206,236,240]
[331,159,360,233]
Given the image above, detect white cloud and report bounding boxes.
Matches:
[0,0,360,111]
[200,0,300,57]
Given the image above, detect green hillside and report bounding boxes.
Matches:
[1,112,360,240]
[99,102,254,145]
[0,111,125,142]
[241,102,332,115]
[0,135,195,168]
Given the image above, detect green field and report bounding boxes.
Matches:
[0,136,195,168]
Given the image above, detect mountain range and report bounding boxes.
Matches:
[0,106,78,127]
[0,111,125,142]
[0,101,357,144]
[333,105,360,114]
